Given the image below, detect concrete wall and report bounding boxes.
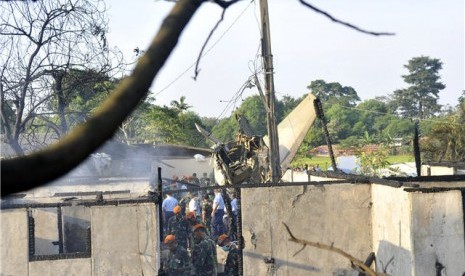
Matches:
[371,184,414,275]
[410,191,465,276]
[1,202,159,276]
[372,185,465,275]
[91,203,159,275]
[29,258,91,276]
[241,183,373,275]
[1,208,29,275]
[421,165,456,176]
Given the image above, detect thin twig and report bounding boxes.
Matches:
[297,0,395,36]
[282,222,379,276]
[193,8,226,80]
[292,244,307,257]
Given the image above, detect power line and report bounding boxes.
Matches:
[152,0,254,98]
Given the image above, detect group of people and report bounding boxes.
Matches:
[161,185,240,275]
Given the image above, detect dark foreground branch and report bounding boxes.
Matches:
[297,0,395,36]
[1,0,204,196]
[283,222,383,276]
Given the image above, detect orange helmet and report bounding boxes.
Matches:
[217,234,229,246]
[193,224,206,232]
[186,212,195,219]
[164,235,176,244]
[173,206,182,214]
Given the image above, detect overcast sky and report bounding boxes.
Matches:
[106,0,464,118]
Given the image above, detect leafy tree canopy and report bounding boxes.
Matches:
[393,56,445,119]
[307,79,360,107]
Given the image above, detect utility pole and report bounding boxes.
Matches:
[259,0,281,182]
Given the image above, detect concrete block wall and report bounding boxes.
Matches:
[410,190,465,275]
[1,209,29,275]
[0,202,159,276]
[372,184,465,275]
[371,184,414,275]
[241,183,373,275]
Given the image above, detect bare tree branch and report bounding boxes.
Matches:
[1,0,204,196]
[297,0,395,36]
[282,222,381,276]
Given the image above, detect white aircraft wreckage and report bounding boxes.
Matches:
[196,93,317,185]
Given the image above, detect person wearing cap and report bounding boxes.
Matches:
[217,234,240,276]
[179,191,192,215]
[191,224,217,276]
[211,189,226,240]
[162,191,179,233]
[164,235,191,276]
[167,205,189,249]
[201,194,213,231]
[186,211,202,226]
[188,192,201,218]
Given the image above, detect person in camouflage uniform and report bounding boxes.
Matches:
[201,194,213,231]
[217,234,240,276]
[186,211,208,248]
[191,224,217,276]
[179,191,192,214]
[167,206,189,249]
[164,235,191,276]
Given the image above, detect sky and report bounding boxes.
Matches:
[106,0,464,118]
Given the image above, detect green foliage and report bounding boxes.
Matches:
[235,95,267,136]
[143,104,207,147]
[325,103,360,141]
[302,122,325,149]
[393,56,445,119]
[307,79,360,107]
[422,103,465,161]
[211,117,238,143]
[355,145,391,177]
[339,136,361,149]
[64,69,117,126]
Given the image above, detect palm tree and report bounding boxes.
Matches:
[170,96,191,114]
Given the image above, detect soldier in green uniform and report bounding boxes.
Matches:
[201,194,213,231]
[191,224,217,276]
[186,211,208,249]
[164,235,191,276]
[217,234,240,276]
[179,192,192,215]
[167,205,189,249]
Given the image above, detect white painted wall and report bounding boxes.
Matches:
[242,183,373,275]
[411,191,465,276]
[421,165,456,176]
[1,209,29,275]
[1,202,159,276]
[371,184,414,275]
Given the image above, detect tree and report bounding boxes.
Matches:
[0,0,122,155]
[307,79,360,107]
[392,56,445,119]
[1,0,396,194]
[422,95,465,161]
[170,95,192,113]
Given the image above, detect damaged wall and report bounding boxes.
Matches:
[0,201,159,276]
[410,190,465,275]
[371,184,414,275]
[241,183,373,275]
[372,184,465,275]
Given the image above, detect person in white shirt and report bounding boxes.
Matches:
[162,191,178,233]
[188,193,201,217]
[211,189,225,240]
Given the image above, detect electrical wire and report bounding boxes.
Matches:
[152,0,254,99]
